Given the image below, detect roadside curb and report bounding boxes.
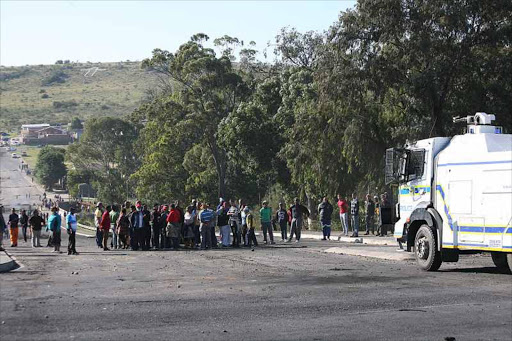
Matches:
[0,250,18,273]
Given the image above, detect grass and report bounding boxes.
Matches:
[0,62,160,131]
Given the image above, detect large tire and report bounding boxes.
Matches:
[414,224,442,271]
[491,252,512,273]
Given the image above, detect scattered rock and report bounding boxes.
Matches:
[45,315,49,319]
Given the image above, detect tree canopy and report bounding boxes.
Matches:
[122,0,511,209]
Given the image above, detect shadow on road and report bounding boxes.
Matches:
[440,267,511,275]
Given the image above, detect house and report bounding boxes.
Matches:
[20,123,71,145]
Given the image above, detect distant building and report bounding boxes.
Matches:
[20,123,71,145]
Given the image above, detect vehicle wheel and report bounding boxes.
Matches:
[491,252,512,273]
[414,224,442,271]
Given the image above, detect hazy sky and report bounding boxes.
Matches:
[1,1,356,66]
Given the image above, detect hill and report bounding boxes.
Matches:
[0,61,160,131]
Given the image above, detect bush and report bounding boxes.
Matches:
[41,70,69,86]
[41,93,49,99]
[53,100,78,109]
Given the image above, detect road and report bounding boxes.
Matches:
[0,148,43,211]
[1,150,511,341]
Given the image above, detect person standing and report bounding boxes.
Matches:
[0,206,7,251]
[217,201,230,247]
[100,205,112,250]
[337,194,349,238]
[259,201,274,244]
[47,207,62,253]
[110,206,120,249]
[318,197,334,240]
[117,208,131,249]
[189,200,200,248]
[228,199,241,247]
[150,204,161,250]
[167,204,182,250]
[183,205,196,248]
[275,202,288,242]
[94,203,104,248]
[199,203,214,250]
[245,207,258,247]
[142,204,151,251]
[288,198,310,243]
[8,208,19,247]
[364,194,375,235]
[378,193,390,236]
[28,210,43,247]
[159,205,169,249]
[20,209,29,243]
[130,204,144,250]
[374,195,381,236]
[66,207,78,255]
[350,193,360,237]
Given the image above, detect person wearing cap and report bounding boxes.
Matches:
[8,208,19,247]
[288,198,310,243]
[66,207,78,255]
[47,206,62,253]
[199,203,214,250]
[100,206,112,250]
[259,201,274,244]
[94,202,104,248]
[275,202,288,242]
[364,194,375,235]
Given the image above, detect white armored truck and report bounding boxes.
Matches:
[386,113,512,272]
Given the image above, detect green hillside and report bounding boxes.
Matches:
[0,61,159,131]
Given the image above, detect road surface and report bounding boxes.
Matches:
[1,149,511,341]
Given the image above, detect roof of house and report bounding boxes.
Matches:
[36,126,67,135]
[21,124,50,129]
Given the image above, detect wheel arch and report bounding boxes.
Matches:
[407,207,442,252]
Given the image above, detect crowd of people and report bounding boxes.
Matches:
[0,192,391,254]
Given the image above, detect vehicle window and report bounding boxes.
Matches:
[407,149,425,181]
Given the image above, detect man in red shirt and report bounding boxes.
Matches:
[166,203,182,250]
[337,194,349,239]
[100,205,112,251]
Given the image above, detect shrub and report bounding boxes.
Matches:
[41,70,69,86]
[53,100,78,109]
[41,93,49,99]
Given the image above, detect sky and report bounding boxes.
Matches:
[1,1,356,66]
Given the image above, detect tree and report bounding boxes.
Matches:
[67,117,138,204]
[35,146,67,190]
[140,33,250,198]
[70,117,83,130]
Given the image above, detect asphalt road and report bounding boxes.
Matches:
[0,148,43,211]
[1,150,511,341]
